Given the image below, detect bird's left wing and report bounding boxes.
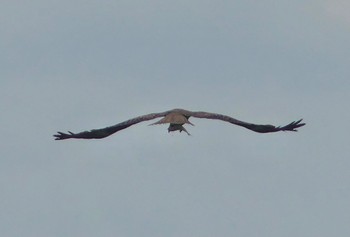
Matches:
[188,111,305,133]
[54,111,168,140]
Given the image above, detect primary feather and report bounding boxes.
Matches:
[54,108,305,140]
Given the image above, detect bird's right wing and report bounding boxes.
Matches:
[189,111,305,133]
[54,111,169,140]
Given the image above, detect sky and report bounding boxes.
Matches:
[1,0,350,236]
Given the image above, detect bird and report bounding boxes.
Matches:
[53,108,305,140]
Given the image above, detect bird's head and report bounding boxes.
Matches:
[168,124,179,132]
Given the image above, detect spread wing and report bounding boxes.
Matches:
[54,111,168,140]
[188,111,305,133]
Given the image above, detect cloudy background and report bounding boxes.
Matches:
[1,0,349,236]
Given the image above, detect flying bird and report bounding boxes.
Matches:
[54,108,305,140]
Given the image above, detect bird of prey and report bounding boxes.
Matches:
[53,108,305,140]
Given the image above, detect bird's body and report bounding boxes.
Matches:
[150,111,194,135]
[54,108,305,140]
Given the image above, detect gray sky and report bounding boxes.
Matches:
[1,0,350,236]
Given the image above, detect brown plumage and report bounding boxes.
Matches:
[53,108,305,140]
[150,112,194,135]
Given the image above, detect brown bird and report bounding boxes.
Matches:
[53,108,305,140]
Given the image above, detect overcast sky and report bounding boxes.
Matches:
[1,0,350,236]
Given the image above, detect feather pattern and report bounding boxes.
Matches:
[54,108,305,140]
